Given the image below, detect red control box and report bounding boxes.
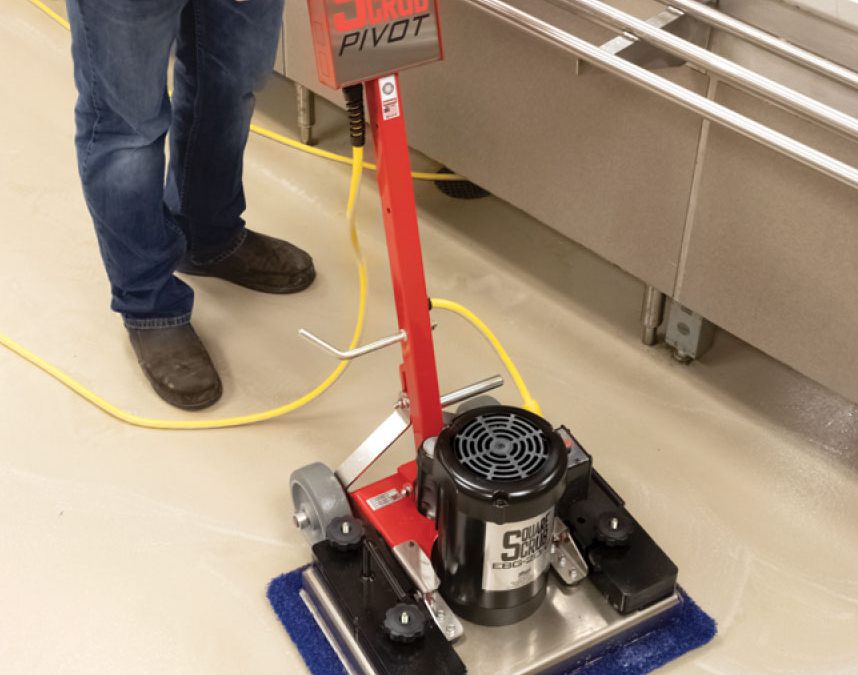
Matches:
[307,0,443,89]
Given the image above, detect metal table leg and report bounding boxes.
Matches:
[641,286,666,346]
[296,83,316,146]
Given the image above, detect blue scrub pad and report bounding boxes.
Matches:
[566,591,716,674]
[267,568,347,675]
[267,568,716,675]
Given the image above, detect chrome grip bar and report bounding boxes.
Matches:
[555,0,858,142]
[654,0,858,92]
[466,0,858,190]
[299,328,407,360]
[439,375,504,408]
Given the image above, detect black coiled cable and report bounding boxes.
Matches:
[343,84,366,148]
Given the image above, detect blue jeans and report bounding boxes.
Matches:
[67,0,284,328]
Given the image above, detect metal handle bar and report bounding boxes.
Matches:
[439,375,505,407]
[299,328,407,360]
[654,0,858,91]
[555,0,858,142]
[466,0,858,190]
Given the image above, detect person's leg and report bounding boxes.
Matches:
[166,0,316,293]
[67,0,193,326]
[67,0,221,409]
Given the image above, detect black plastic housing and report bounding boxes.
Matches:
[430,406,568,626]
[312,525,466,674]
[557,425,592,503]
[561,470,679,614]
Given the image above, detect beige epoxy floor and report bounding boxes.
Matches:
[3,2,858,673]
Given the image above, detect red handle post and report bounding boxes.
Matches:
[365,75,444,448]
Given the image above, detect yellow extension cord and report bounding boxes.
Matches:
[27,0,69,30]
[248,124,465,182]
[1,0,541,430]
[2,146,368,430]
[430,299,541,416]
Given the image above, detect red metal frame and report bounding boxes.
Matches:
[351,461,437,555]
[350,76,443,555]
[366,75,444,448]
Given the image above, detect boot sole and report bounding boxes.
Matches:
[179,268,316,294]
[146,374,224,411]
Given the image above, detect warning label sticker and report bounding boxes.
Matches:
[366,488,404,511]
[379,76,400,120]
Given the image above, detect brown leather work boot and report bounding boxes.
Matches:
[127,324,222,410]
[178,230,316,294]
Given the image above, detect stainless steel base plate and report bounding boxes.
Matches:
[302,567,681,675]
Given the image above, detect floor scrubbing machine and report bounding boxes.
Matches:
[288,3,682,673]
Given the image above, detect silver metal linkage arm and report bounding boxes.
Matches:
[654,0,858,92]
[335,375,505,488]
[466,0,858,190]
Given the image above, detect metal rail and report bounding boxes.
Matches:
[654,0,858,91]
[555,0,858,142]
[466,0,858,190]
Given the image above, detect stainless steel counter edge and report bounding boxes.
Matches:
[465,0,858,189]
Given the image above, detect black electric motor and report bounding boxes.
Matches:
[418,406,569,626]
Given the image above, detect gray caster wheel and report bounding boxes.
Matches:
[456,395,501,415]
[290,462,351,545]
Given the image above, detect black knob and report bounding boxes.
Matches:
[382,603,426,643]
[325,516,365,552]
[595,512,633,547]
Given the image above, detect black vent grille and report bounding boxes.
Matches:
[453,412,548,481]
